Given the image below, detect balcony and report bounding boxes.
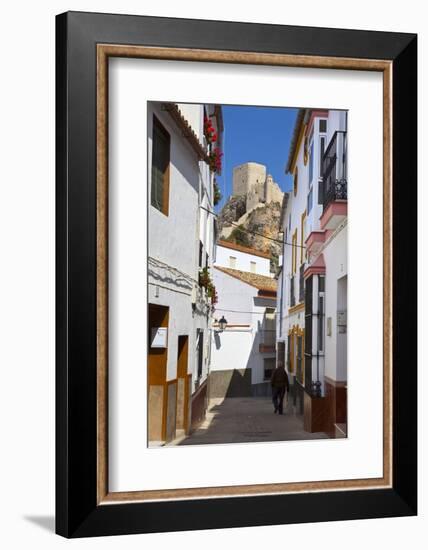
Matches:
[259,330,276,353]
[320,131,348,230]
[305,230,326,261]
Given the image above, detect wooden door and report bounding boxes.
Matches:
[176,335,189,433]
[148,304,169,442]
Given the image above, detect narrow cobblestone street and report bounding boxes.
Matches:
[167,397,328,446]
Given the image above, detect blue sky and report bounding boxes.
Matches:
[215,105,298,211]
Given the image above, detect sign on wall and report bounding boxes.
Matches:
[150,327,168,348]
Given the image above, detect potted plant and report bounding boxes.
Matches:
[213,181,222,206]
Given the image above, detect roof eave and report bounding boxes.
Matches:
[285,108,307,174]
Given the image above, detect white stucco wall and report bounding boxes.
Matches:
[148,102,214,388]
[215,244,271,275]
[212,268,276,385]
[148,104,200,281]
[177,103,204,142]
[277,110,347,385]
[322,223,348,382]
[213,267,254,325]
[210,329,253,373]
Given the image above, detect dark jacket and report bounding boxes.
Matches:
[271,367,290,391]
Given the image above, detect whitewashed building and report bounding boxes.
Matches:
[147,101,223,443]
[210,241,277,398]
[276,108,347,437]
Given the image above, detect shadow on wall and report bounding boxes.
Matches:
[214,330,221,350]
[210,327,272,399]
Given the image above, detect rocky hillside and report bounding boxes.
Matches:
[217,195,247,234]
[217,196,283,274]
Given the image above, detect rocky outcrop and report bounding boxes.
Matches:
[218,196,282,274]
[217,195,247,235]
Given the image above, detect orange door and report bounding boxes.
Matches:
[148,304,169,442]
[176,335,190,433]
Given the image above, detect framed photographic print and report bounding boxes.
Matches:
[56,11,417,538]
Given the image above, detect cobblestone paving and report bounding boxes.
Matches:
[169,396,329,446]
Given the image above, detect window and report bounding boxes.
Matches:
[303,136,309,165]
[318,121,327,206]
[318,180,324,205]
[292,229,298,274]
[290,275,295,307]
[305,276,313,390]
[307,187,313,214]
[318,296,324,352]
[199,241,203,267]
[288,333,294,373]
[293,167,298,196]
[250,261,257,273]
[318,120,327,179]
[319,136,326,178]
[151,116,170,215]
[318,275,325,352]
[300,211,306,264]
[229,256,236,269]
[308,140,314,183]
[296,334,304,385]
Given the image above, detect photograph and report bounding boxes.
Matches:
[147,101,348,446]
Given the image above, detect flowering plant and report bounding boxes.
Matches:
[198,267,211,289]
[204,116,217,144]
[213,181,222,206]
[209,147,223,173]
[198,267,218,307]
[207,282,218,307]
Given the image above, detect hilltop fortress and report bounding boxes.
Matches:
[232,162,284,211]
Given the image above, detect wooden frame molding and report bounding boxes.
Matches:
[96,44,392,504]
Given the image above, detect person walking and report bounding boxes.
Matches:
[271,361,290,414]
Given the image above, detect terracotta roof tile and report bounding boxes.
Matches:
[214,266,277,293]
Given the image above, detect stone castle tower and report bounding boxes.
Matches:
[232,162,283,211]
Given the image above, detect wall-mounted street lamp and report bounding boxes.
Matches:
[217,315,228,332]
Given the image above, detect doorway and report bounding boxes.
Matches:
[176,335,190,433]
[148,303,169,442]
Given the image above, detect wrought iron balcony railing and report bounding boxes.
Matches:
[321,131,347,211]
